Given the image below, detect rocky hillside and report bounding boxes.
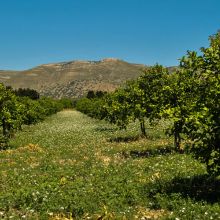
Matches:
[0,58,146,98]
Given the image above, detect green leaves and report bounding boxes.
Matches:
[0,83,73,148]
[170,31,220,175]
[100,65,168,136]
[0,84,20,140]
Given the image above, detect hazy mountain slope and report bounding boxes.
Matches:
[0,58,146,98]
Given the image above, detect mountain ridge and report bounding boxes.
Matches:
[0,58,148,98]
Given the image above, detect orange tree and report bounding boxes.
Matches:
[161,69,197,151]
[168,32,220,175]
[101,87,133,129]
[101,65,168,136]
[0,84,23,147]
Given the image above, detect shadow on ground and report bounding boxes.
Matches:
[108,135,141,143]
[164,174,220,203]
[122,145,174,158]
[94,127,118,133]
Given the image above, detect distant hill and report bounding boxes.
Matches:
[0,59,176,98]
[0,58,148,98]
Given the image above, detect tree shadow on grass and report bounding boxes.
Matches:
[108,135,141,143]
[164,174,220,203]
[94,127,118,132]
[122,144,174,158]
[107,132,166,143]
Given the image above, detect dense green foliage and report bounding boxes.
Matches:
[0,85,23,147]
[0,84,73,148]
[86,90,107,99]
[161,70,195,151]
[177,32,220,175]
[75,91,106,119]
[14,88,40,100]
[101,65,168,136]
[161,32,220,174]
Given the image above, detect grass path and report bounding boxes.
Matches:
[0,110,219,219]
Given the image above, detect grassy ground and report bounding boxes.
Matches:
[0,110,220,219]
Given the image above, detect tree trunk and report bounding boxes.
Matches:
[174,129,182,152]
[140,119,146,137]
[2,117,7,136]
[173,121,183,152]
[2,117,11,137]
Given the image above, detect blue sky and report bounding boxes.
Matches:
[0,0,220,70]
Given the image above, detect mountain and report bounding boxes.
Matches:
[0,58,147,98]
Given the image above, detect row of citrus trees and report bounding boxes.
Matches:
[76,32,220,176]
[0,85,72,149]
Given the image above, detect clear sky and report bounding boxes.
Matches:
[0,0,220,70]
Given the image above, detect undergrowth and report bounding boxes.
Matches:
[0,110,219,219]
